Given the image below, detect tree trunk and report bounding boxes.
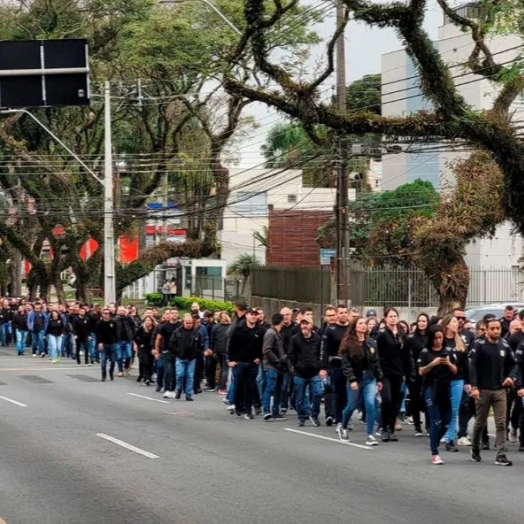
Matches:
[9,248,22,297]
[429,258,469,316]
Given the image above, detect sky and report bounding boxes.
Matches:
[235,0,446,167]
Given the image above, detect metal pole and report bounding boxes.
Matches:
[104,81,116,304]
[408,277,412,324]
[320,266,324,318]
[162,171,168,241]
[335,0,349,305]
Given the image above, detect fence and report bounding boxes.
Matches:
[251,265,524,308]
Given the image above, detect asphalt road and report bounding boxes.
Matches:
[0,348,523,524]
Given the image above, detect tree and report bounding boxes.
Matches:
[228,253,260,295]
[224,0,524,241]
[346,74,381,115]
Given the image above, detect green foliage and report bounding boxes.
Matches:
[228,253,260,279]
[144,293,234,314]
[346,74,381,115]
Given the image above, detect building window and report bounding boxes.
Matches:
[287,194,297,203]
[196,266,222,277]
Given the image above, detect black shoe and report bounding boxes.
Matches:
[109,372,114,381]
[446,441,459,453]
[414,426,423,437]
[101,377,106,382]
[481,441,490,451]
[471,449,482,462]
[325,416,334,427]
[185,396,193,401]
[175,391,181,399]
[389,432,398,442]
[263,413,273,421]
[145,380,151,386]
[195,388,203,394]
[156,385,162,392]
[309,416,321,427]
[272,414,287,421]
[382,431,391,442]
[518,445,524,452]
[136,376,142,383]
[297,419,305,427]
[255,407,262,416]
[495,455,512,466]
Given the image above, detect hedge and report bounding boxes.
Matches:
[144,293,234,314]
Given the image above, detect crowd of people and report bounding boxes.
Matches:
[2,297,524,466]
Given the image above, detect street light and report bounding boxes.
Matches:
[0,105,116,304]
[159,0,242,35]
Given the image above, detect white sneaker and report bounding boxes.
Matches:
[366,435,378,446]
[163,391,171,399]
[509,429,518,443]
[226,404,236,411]
[458,436,471,446]
[335,422,342,434]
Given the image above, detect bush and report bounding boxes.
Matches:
[143,293,234,314]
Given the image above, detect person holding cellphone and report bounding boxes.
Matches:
[418,325,457,465]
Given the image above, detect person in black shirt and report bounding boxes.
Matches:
[45,310,66,363]
[469,318,518,466]
[418,325,457,465]
[320,305,350,427]
[72,306,92,366]
[376,307,414,442]
[339,317,383,446]
[404,313,429,436]
[96,308,117,382]
[499,305,516,338]
[12,304,28,356]
[288,318,323,427]
[114,306,136,377]
[279,307,296,416]
[155,309,182,398]
[134,315,156,386]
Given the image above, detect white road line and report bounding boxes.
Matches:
[283,428,372,450]
[0,367,80,372]
[0,396,27,407]
[127,392,170,404]
[96,433,159,459]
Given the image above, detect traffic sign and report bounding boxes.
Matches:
[320,248,336,265]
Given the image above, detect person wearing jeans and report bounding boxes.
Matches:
[28,304,46,357]
[441,315,468,452]
[288,317,323,427]
[12,305,28,356]
[418,325,457,465]
[169,314,204,401]
[45,310,65,363]
[72,306,92,366]
[339,316,383,445]
[95,308,118,382]
[228,308,264,418]
[115,307,136,377]
[262,314,287,421]
[469,317,518,466]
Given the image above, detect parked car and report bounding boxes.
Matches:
[464,303,524,323]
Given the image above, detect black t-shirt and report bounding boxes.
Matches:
[159,321,181,352]
[418,348,455,384]
[508,330,524,352]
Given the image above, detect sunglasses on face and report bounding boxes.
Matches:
[455,316,466,320]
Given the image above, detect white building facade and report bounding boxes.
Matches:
[218,168,356,268]
[381,3,524,272]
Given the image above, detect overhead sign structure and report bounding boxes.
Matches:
[0,39,90,108]
[320,248,336,266]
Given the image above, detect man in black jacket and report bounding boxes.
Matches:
[320,305,350,426]
[289,318,322,427]
[169,314,204,401]
[469,318,518,466]
[96,308,117,382]
[228,308,264,419]
[72,306,92,366]
[114,306,136,377]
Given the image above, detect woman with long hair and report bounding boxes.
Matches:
[209,312,231,395]
[366,317,378,339]
[418,325,457,465]
[405,313,430,436]
[339,317,383,446]
[133,315,156,385]
[376,307,415,442]
[45,309,65,364]
[440,314,467,452]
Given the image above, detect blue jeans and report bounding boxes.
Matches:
[425,386,451,455]
[256,364,264,400]
[100,343,116,379]
[444,379,464,443]
[31,330,45,355]
[400,381,407,412]
[227,378,235,405]
[280,372,292,410]
[89,333,98,363]
[16,330,27,354]
[262,369,285,417]
[115,341,132,372]
[342,372,377,436]
[0,322,11,345]
[47,335,63,360]
[233,362,258,414]
[176,358,196,397]
[155,355,165,389]
[294,375,322,420]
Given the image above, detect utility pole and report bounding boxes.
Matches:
[335,0,350,305]
[104,81,116,304]
[162,171,169,241]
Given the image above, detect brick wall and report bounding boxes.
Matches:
[267,209,331,267]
